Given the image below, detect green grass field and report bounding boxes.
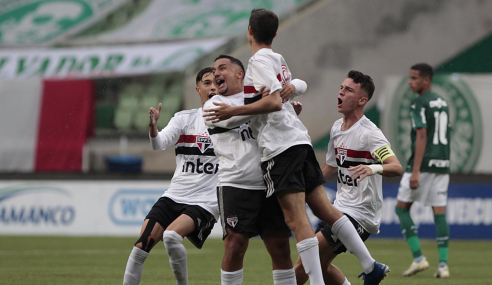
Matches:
[1,236,491,284]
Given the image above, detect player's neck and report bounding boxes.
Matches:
[341,111,364,131]
[418,86,431,95]
[252,41,271,55]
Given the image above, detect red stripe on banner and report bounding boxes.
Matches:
[335,148,373,159]
[277,73,282,82]
[244,86,258,94]
[176,135,198,144]
[35,80,95,172]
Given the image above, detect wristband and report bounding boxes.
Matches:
[367,164,383,175]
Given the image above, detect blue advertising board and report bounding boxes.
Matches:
[315,182,492,240]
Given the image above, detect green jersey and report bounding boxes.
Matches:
[406,90,451,173]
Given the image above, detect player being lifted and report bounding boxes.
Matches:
[123,67,219,285]
[294,71,403,285]
[395,63,451,278]
[205,8,390,285]
[205,55,307,285]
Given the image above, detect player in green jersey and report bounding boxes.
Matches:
[395,63,451,279]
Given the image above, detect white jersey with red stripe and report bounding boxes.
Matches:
[243,48,311,162]
[325,116,390,234]
[204,92,265,190]
[150,108,219,219]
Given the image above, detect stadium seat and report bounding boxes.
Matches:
[113,84,142,130]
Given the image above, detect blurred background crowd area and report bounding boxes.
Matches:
[1,0,492,175]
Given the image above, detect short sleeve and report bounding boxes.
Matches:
[325,131,337,167]
[410,99,427,129]
[368,129,394,162]
[250,57,282,94]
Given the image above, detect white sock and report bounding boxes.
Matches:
[332,215,374,273]
[296,237,324,285]
[342,277,351,285]
[221,268,243,285]
[163,230,188,285]
[272,268,296,285]
[123,246,149,285]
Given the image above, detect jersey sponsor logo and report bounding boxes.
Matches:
[429,159,450,168]
[196,136,212,153]
[226,214,238,228]
[391,75,482,172]
[182,158,219,174]
[337,149,347,165]
[337,169,358,187]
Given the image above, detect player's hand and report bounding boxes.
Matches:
[410,172,420,189]
[203,102,234,123]
[291,101,302,115]
[280,83,296,100]
[260,85,271,97]
[348,165,372,182]
[149,103,162,126]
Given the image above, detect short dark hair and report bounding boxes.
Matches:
[411,63,433,79]
[249,8,278,45]
[196,67,214,86]
[347,70,375,101]
[214,54,245,78]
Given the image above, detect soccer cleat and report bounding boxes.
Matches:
[358,261,390,285]
[402,257,429,277]
[434,266,450,278]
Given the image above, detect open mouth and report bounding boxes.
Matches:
[208,93,217,99]
[216,79,225,89]
[337,97,343,107]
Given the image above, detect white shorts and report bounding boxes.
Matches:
[397,172,449,207]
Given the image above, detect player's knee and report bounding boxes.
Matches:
[134,219,158,253]
[163,230,183,248]
[224,234,248,256]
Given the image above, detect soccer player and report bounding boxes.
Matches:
[205,54,306,285]
[395,63,451,278]
[123,67,219,285]
[294,70,403,285]
[204,8,390,285]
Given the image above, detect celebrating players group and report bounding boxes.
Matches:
[123,8,452,285]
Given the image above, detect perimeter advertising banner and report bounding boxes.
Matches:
[379,74,491,173]
[309,183,492,240]
[1,180,491,239]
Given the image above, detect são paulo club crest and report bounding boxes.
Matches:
[196,136,212,153]
[226,214,238,228]
[337,149,347,165]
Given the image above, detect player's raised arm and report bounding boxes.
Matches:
[282,78,307,101]
[149,110,182,150]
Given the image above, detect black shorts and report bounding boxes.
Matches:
[217,186,290,239]
[145,197,216,249]
[262,144,325,198]
[316,214,371,254]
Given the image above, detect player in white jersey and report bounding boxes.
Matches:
[204,9,392,285]
[205,54,300,285]
[294,70,403,285]
[123,67,219,285]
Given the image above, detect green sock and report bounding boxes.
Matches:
[396,206,422,259]
[434,213,449,265]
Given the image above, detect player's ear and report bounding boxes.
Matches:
[237,69,244,80]
[195,86,200,96]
